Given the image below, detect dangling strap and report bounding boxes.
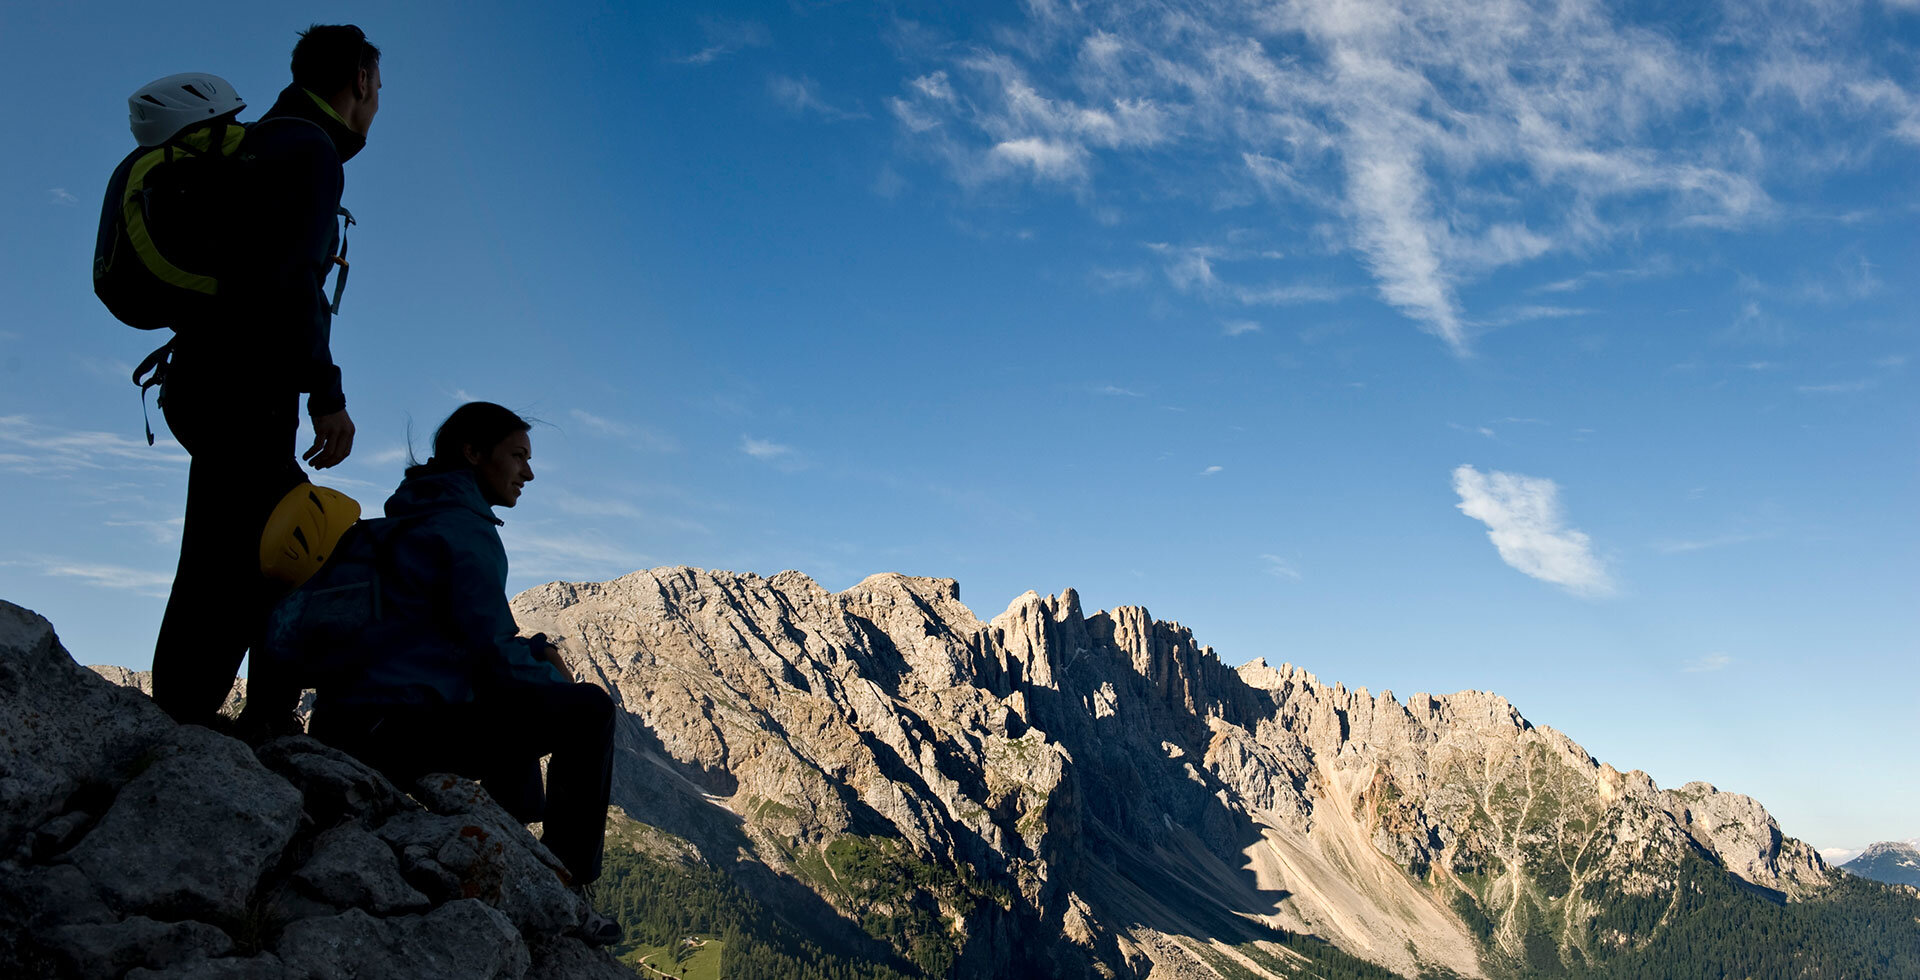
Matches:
[132,341,174,447]
[329,207,355,315]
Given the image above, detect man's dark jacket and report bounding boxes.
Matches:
[208,85,365,416]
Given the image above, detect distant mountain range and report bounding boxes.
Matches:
[508,567,1920,978]
[1842,840,1920,887]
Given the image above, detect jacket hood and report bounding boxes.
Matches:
[384,469,502,525]
[260,84,367,163]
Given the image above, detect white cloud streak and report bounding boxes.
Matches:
[1259,553,1302,580]
[741,437,792,459]
[771,76,867,122]
[104,517,184,546]
[740,436,805,472]
[1452,464,1613,597]
[499,525,651,584]
[673,19,770,65]
[1683,653,1734,673]
[34,560,174,597]
[887,1,1914,351]
[0,415,187,474]
[1653,532,1765,554]
[569,409,627,437]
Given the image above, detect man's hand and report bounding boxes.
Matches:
[304,409,355,469]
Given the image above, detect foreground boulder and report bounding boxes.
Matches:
[0,601,628,979]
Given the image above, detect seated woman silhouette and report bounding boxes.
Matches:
[308,402,617,940]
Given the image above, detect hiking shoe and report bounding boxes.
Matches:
[575,907,621,947]
[232,710,305,746]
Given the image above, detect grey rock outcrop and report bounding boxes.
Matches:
[275,901,529,980]
[253,737,411,829]
[126,953,293,979]
[68,726,304,923]
[46,916,232,978]
[1661,781,1828,898]
[0,601,628,980]
[377,775,585,940]
[1,603,173,858]
[290,824,430,915]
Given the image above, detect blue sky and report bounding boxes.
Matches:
[2,1,1914,857]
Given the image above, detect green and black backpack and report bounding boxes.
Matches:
[93,113,356,333]
[92,116,251,332]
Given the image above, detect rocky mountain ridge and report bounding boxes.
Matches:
[508,567,1838,979]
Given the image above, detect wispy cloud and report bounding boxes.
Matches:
[1453,464,1613,597]
[570,409,627,437]
[1092,384,1143,397]
[1232,282,1349,306]
[18,559,175,597]
[1528,257,1678,295]
[48,188,78,206]
[104,517,184,546]
[546,490,711,535]
[886,2,1908,351]
[1200,465,1223,477]
[1147,242,1345,309]
[565,409,677,453]
[1483,305,1596,328]
[740,436,807,472]
[1683,652,1734,673]
[741,436,794,460]
[0,415,187,475]
[363,446,411,466]
[990,137,1085,180]
[1796,379,1874,394]
[1089,265,1149,290]
[673,19,769,65]
[1222,319,1262,337]
[1654,532,1765,554]
[500,525,651,584]
[770,76,867,122]
[1258,553,1302,581]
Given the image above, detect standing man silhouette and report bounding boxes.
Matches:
[151,24,380,734]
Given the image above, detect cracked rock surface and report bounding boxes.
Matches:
[0,601,628,980]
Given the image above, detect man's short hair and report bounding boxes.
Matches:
[291,24,380,97]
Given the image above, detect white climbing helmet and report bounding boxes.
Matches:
[128,73,246,147]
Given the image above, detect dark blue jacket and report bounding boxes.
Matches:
[327,469,567,706]
[189,85,362,416]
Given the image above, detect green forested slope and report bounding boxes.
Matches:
[589,840,917,980]
[590,812,1920,980]
[1576,858,1920,980]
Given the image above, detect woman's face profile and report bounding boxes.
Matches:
[469,431,534,508]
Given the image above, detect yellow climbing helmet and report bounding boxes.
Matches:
[259,483,362,587]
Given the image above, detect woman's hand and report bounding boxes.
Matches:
[530,633,575,683]
[532,633,610,692]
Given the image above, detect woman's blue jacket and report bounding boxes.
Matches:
[326,468,567,706]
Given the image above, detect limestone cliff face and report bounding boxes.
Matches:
[509,568,1832,979]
